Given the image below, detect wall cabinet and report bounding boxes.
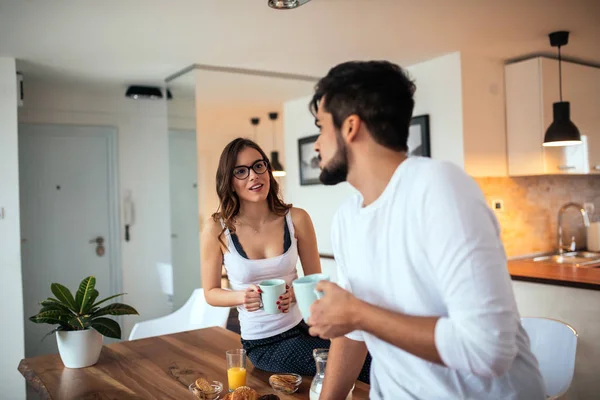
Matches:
[505,57,600,176]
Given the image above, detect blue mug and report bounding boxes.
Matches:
[292,273,330,322]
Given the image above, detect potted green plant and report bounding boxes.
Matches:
[29,276,138,369]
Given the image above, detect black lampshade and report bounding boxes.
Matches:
[125,85,163,100]
[270,151,286,177]
[543,102,582,147]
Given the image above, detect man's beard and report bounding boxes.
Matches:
[319,141,348,186]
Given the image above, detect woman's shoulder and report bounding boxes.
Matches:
[289,207,310,222]
[202,216,225,237]
[289,207,314,235]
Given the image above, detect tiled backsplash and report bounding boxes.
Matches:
[474,175,600,258]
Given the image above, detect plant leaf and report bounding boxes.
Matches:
[40,303,73,315]
[67,315,89,330]
[92,303,138,318]
[40,298,62,306]
[51,283,77,312]
[90,293,126,309]
[30,310,65,321]
[29,316,66,325]
[75,276,96,314]
[91,317,121,339]
[42,326,64,342]
[88,289,99,309]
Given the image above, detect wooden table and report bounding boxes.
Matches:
[18,327,370,399]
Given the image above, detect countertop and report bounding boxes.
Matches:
[321,253,600,291]
[508,259,600,290]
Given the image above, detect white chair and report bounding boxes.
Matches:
[521,317,578,399]
[129,288,231,341]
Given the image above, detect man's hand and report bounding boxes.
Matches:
[307,281,363,339]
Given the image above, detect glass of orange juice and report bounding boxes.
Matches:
[226,349,247,392]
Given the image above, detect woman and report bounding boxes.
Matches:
[201,138,370,382]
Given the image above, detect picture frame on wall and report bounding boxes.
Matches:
[408,114,431,157]
[298,134,321,186]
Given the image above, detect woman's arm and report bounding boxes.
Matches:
[291,207,322,276]
[200,218,260,310]
[279,208,322,313]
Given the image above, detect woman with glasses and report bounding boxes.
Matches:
[201,138,370,381]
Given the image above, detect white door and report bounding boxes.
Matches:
[169,130,201,310]
[19,124,120,358]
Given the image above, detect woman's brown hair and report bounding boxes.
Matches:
[211,138,291,245]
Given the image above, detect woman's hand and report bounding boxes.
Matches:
[242,284,262,312]
[278,285,294,313]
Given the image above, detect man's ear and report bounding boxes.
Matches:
[341,114,362,143]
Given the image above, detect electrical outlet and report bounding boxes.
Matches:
[491,199,504,212]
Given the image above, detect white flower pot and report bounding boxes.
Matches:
[56,329,103,368]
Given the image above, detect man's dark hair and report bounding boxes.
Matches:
[310,61,416,152]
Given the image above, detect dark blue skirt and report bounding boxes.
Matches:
[241,321,371,384]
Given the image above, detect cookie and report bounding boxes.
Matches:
[232,386,259,400]
[194,377,212,392]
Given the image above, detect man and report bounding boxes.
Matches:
[307,61,545,399]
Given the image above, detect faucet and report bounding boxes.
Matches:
[557,202,590,254]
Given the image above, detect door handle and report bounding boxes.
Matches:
[89,236,105,257]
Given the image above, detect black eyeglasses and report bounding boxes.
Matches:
[232,159,269,180]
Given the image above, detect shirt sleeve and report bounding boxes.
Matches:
[421,162,519,377]
[331,206,365,343]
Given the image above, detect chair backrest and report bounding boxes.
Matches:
[128,288,230,341]
[521,317,578,398]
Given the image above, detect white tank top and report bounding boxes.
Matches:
[222,212,303,340]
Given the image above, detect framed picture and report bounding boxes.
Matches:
[298,134,321,186]
[408,115,431,157]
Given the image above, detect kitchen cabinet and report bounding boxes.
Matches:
[505,57,600,176]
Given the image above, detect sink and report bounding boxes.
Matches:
[532,251,600,267]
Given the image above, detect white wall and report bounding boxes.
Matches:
[460,54,507,176]
[18,79,173,338]
[0,57,25,399]
[406,52,465,167]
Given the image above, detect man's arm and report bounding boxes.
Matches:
[319,337,368,400]
[355,302,443,364]
[308,282,443,364]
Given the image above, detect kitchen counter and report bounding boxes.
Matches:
[508,259,600,290]
[320,253,600,290]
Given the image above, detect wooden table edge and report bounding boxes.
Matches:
[18,358,53,400]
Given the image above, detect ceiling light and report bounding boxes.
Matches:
[542,31,581,147]
[268,0,312,10]
[125,85,163,100]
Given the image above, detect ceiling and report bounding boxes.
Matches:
[1,0,599,87]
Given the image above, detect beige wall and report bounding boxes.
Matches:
[476,175,600,257]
